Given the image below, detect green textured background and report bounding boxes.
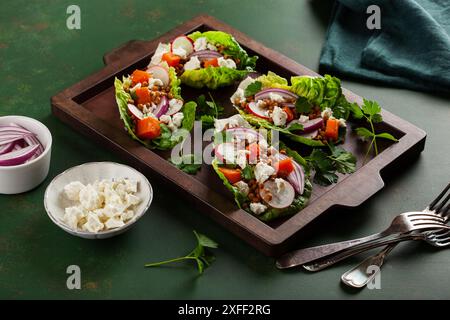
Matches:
[0,0,449,299]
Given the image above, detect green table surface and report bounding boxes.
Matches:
[1,0,449,300]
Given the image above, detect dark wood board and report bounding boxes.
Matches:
[51,15,426,257]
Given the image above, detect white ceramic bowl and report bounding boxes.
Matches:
[0,116,52,194]
[44,162,153,239]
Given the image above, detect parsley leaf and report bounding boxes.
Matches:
[352,99,398,162]
[145,230,218,275]
[295,96,313,114]
[244,81,262,97]
[195,93,224,129]
[169,154,202,175]
[241,166,255,180]
[306,145,356,186]
[286,122,304,132]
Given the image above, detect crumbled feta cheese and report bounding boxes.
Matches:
[230,88,246,105]
[272,106,288,126]
[105,217,125,230]
[159,114,171,124]
[250,202,267,215]
[254,162,275,183]
[214,115,251,132]
[148,78,164,88]
[83,213,104,233]
[269,93,284,103]
[194,37,208,51]
[172,112,184,128]
[338,118,347,127]
[62,178,141,233]
[172,46,187,59]
[64,181,85,201]
[321,107,333,119]
[217,57,236,69]
[184,56,201,70]
[275,178,287,193]
[236,149,249,169]
[234,181,250,196]
[130,83,142,92]
[149,43,170,66]
[168,99,183,114]
[299,115,310,123]
[207,43,217,51]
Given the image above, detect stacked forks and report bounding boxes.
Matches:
[276,181,450,288]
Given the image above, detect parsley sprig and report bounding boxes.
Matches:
[350,99,398,162]
[307,144,356,186]
[144,231,218,274]
[169,154,202,175]
[196,93,224,129]
[244,81,262,97]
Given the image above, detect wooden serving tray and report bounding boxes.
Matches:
[51,15,426,256]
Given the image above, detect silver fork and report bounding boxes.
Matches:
[276,210,450,269]
[341,182,450,288]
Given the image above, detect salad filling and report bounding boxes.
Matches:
[212,115,311,221]
[149,31,258,89]
[231,72,352,146]
[114,64,196,150]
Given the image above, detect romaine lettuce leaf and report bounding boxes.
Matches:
[211,159,247,208]
[168,66,182,99]
[188,31,257,69]
[180,67,249,89]
[256,71,291,90]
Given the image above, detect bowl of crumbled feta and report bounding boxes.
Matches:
[44,162,153,239]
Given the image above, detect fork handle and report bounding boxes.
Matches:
[303,234,419,272]
[340,244,398,288]
[276,232,388,269]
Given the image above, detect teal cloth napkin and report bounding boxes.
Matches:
[320,0,450,93]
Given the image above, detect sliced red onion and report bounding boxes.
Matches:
[154,96,169,118]
[0,133,35,145]
[298,130,318,139]
[188,50,223,61]
[0,125,33,134]
[0,142,15,155]
[278,153,305,195]
[128,104,144,120]
[8,123,44,155]
[0,144,40,166]
[255,88,298,101]
[302,118,324,133]
[225,127,265,144]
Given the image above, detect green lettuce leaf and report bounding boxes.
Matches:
[290,75,325,106]
[237,109,325,147]
[211,159,247,208]
[180,67,249,89]
[256,71,291,90]
[188,31,258,69]
[168,66,182,99]
[114,78,196,150]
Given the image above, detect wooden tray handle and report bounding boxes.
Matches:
[334,171,385,208]
[103,40,150,65]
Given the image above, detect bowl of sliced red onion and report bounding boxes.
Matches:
[0,116,52,194]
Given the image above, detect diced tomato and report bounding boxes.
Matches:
[283,106,294,123]
[136,117,161,140]
[218,167,242,184]
[135,87,152,105]
[204,58,219,68]
[275,158,295,177]
[162,52,181,67]
[325,118,339,140]
[246,143,260,164]
[131,69,150,85]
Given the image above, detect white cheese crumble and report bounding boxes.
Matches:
[172,112,184,127]
[184,56,201,70]
[230,88,246,105]
[149,43,170,66]
[321,107,333,119]
[168,99,183,114]
[62,178,140,232]
[236,149,249,169]
[250,202,267,215]
[275,178,287,193]
[217,57,236,69]
[272,106,288,126]
[234,181,249,196]
[194,37,208,51]
[159,114,171,124]
[148,78,164,88]
[254,162,275,184]
[172,46,187,59]
[269,93,284,103]
[299,115,310,123]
